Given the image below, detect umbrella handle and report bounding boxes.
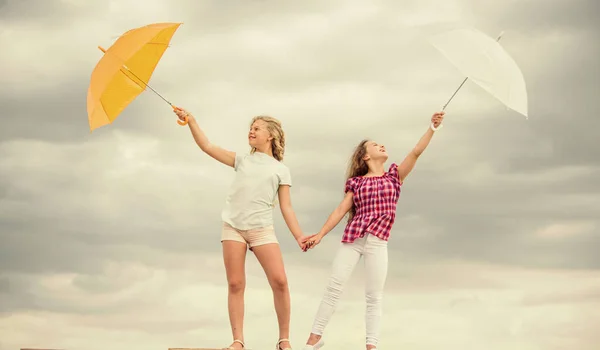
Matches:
[172,105,189,126]
[177,116,189,126]
[430,107,445,131]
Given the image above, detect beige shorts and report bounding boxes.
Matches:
[221,222,279,249]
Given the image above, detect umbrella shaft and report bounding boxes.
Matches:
[99,46,173,107]
[441,32,504,111]
[442,77,468,110]
[122,65,172,106]
[138,78,172,106]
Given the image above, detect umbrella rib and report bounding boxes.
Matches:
[124,67,172,106]
[438,30,505,112]
[117,66,173,106]
[98,97,111,126]
[119,67,147,91]
[101,46,173,106]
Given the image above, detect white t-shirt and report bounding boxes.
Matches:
[221,151,292,230]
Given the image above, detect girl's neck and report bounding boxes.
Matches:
[365,161,385,177]
[254,146,274,157]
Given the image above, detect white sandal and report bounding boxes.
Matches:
[276,338,293,350]
[227,339,246,349]
[302,339,324,350]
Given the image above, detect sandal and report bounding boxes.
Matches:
[227,339,245,349]
[276,338,292,350]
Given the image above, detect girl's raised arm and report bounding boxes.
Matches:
[397,111,444,182]
[175,108,236,168]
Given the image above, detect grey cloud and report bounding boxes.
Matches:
[0,271,202,323]
[475,0,600,34]
[520,286,600,306]
[0,79,183,143]
[0,275,36,314]
[175,0,362,33]
[0,0,106,24]
[0,80,91,143]
[0,166,224,276]
[0,203,225,275]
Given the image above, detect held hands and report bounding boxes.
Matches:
[300,233,323,252]
[297,234,315,251]
[430,111,445,130]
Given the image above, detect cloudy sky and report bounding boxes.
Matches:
[1,0,599,349]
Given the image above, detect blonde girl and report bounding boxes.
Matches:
[174,108,312,350]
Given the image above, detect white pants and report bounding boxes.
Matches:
[310,234,388,346]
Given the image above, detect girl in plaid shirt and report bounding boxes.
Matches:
[302,111,445,350]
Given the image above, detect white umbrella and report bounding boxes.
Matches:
[428,26,528,129]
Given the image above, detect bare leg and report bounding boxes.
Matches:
[252,243,292,349]
[223,240,248,349]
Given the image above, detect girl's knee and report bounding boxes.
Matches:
[270,275,288,291]
[228,279,246,293]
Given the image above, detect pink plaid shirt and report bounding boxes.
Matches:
[341,163,402,243]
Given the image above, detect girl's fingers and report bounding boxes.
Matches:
[175,110,189,121]
[174,108,188,117]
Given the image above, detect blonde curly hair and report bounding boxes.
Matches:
[249,115,286,161]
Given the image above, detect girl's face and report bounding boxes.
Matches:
[363,140,388,162]
[248,119,272,148]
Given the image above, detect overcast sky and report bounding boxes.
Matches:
[1,0,599,349]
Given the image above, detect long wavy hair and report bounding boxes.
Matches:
[249,116,285,161]
[346,139,370,222]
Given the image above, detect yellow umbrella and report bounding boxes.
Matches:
[87,22,188,132]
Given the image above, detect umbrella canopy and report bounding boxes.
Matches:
[429,27,528,118]
[87,22,183,131]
